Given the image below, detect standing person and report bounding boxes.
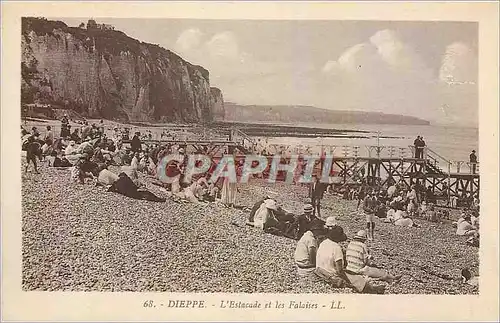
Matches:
[357,182,368,210]
[469,150,478,174]
[60,114,70,138]
[220,155,238,208]
[309,175,327,218]
[70,128,81,143]
[99,119,105,136]
[131,131,142,153]
[24,136,41,174]
[413,136,421,158]
[419,136,426,159]
[363,190,377,241]
[43,125,54,146]
[80,121,91,140]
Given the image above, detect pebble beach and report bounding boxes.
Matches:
[22,160,479,294]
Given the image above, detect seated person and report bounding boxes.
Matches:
[394,211,421,227]
[97,168,119,186]
[253,199,279,229]
[294,225,325,278]
[314,227,350,289]
[461,268,479,287]
[345,230,402,284]
[50,151,72,167]
[424,204,438,222]
[456,213,478,236]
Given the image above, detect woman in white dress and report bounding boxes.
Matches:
[220,156,239,207]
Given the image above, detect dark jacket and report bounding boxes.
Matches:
[131,135,142,152]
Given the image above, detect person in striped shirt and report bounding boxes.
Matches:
[345,230,402,283]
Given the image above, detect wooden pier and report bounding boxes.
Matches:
[121,129,479,199]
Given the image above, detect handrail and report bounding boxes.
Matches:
[425,147,452,166]
[233,128,256,145]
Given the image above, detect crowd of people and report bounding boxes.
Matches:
[244,192,403,294]
[22,118,480,293]
[21,118,248,207]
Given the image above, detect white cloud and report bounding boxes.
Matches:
[439,42,477,84]
[320,29,442,120]
[205,31,241,60]
[174,28,203,54]
[322,60,338,73]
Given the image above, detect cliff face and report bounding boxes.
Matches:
[210,87,224,121]
[21,18,223,123]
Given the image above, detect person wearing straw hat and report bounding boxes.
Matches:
[324,216,347,242]
[295,203,325,240]
[346,230,402,285]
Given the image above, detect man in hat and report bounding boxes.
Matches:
[324,216,347,242]
[469,150,477,174]
[314,223,350,288]
[413,136,421,158]
[346,230,402,284]
[131,131,142,153]
[295,203,325,240]
[294,223,325,278]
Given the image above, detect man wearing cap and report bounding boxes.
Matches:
[346,230,401,286]
[469,150,477,174]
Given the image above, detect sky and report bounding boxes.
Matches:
[57,18,478,125]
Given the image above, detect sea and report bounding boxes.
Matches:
[266,123,478,163]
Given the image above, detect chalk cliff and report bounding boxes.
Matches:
[210,87,224,121]
[21,17,223,123]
